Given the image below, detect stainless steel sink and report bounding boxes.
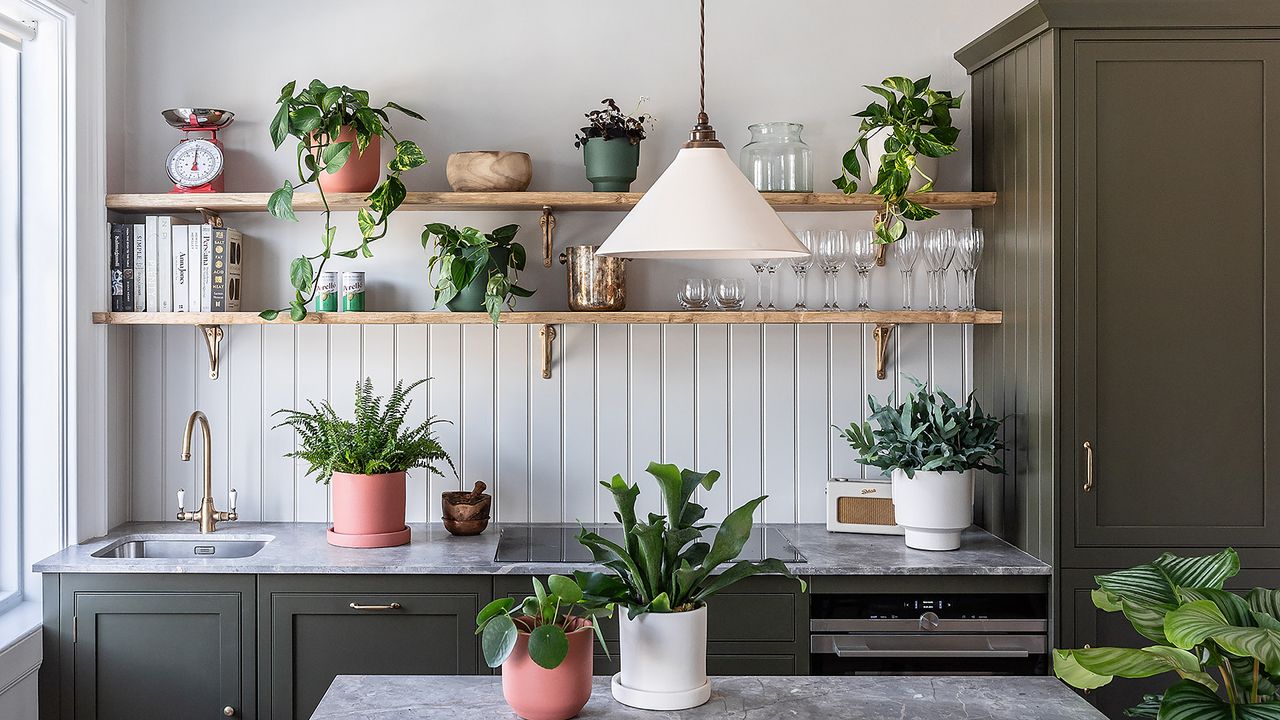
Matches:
[91,535,273,559]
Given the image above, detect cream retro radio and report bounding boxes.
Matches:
[826,478,903,534]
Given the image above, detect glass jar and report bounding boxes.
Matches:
[739,122,813,192]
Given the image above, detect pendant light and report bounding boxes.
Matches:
[595,0,809,259]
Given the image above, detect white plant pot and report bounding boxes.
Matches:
[862,131,940,193]
[890,468,974,551]
[611,605,711,710]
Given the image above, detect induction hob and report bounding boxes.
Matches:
[494,525,806,563]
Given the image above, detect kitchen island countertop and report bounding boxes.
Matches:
[310,675,1103,719]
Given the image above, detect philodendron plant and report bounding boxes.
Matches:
[1054,549,1280,719]
[837,379,1004,477]
[832,76,962,244]
[476,574,616,669]
[576,462,806,619]
[262,79,427,321]
[422,222,534,324]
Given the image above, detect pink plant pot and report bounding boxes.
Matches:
[315,126,382,194]
[330,471,407,545]
[502,617,594,720]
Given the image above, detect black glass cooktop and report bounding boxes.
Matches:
[494,525,806,563]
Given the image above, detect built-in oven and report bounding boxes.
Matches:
[810,592,1048,676]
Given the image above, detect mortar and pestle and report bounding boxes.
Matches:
[442,481,491,536]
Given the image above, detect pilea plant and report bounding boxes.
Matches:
[832,76,962,244]
[573,97,654,148]
[422,222,534,324]
[262,79,427,321]
[837,379,1004,477]
[475,574,616,669]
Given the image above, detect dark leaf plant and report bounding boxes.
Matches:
[832,76,962,244]
[1054,549,1280,719]
[573,97,655,148]
[475,574,616,670]
[422,222,534,324]
[837,379,1004,478]
[262,79,427,321]
[576,462,806,619]
[272,377,453,484]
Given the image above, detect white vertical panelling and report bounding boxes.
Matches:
[394,325,430,523]
[695,325,729,522]
[794,325,828,523]
[427,326,462,519]
[294,326,329,521]
[162,327,196,516]
[762,325,796,523]
[628,325,662,518]
[261,326,295,521]
[829,325,863,480]
[528,325,563,522]
[131,327,163,520]
[195,331,230,514]
[595,325,628,521]
[460,326,495,510]
[496,325,530,521]
[225,325,263,520]
[727,325,764,517]
[561,324,596,523]
[661,325,696,470]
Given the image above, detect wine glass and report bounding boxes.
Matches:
[789,230,816,310]
[817,230,849,311]
[677,278,710,310]
[923,228,957,310]
[763,258,780,310]
[892,230,922,310]
[749,259,768,310]
[954,228,985,311]
[713,278,745,310]
[849,230,878,310]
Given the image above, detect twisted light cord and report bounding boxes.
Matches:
[699,0,706,115]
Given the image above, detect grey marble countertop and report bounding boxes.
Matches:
[33,522,1049,576]
[311,675,1103,719]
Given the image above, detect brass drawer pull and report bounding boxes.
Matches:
[1082,441,1095,493]
[349,602,402,611]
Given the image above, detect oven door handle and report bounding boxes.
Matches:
[830,639,1031,659]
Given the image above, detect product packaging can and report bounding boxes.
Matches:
[341,271,366,312]
[315,271,339,312]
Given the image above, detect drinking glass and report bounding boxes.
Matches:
[677,278,710,310]
[954,228,985,311]
[713,278,745,310]
[763,258,780,309]
[892,230,922,309]
[816,230,849,310]
[849,230,878,310]
[789,230,816,309]
[923,228,957,310]
[749,259,768,310]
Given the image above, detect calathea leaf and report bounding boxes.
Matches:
[1166,600,1280,675]
[1157,679,1280,720]
[1053,646,1216,692]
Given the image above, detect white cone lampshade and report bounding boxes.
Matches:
[595,146,810,259]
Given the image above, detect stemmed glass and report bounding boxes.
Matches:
[849,230,878,310]
[749,259,768,310]
[892,230,922,309]
[923,228,957,310]
[763,259,780,309]
[790,230,816,309]
[953,228,985,311]
[817,230,849,310]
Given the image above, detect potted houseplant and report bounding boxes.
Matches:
[476,574,616,720]
[574,98,654,192]
[1054,548,1280,719]
[575,462,806,710]
[831,76,962,244]
[422,222,534,324]
[837,380,1003,551]
[272,377,453,548]
[262,79,427,321]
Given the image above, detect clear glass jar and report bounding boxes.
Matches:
[739,122,813,192]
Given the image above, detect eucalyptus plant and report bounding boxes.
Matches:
[832,76,962,244]
[262,79,427,321]
[422,222,534,324]
[475,574,616,670]
[837,379,1004,477]
[576,462,806,619]
[1054,549,1280,719]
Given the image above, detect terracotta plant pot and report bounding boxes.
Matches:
[315,126,382,194]
[502,617,594,720]
[447,151,533,192]
[328,471,409,548]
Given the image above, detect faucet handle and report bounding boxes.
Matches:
[177,488,185,513]
[229,488,237,514]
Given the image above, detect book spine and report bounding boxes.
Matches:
[200,224,213,312]
[188,223,202,313]
[211,226,226,312]
[132,223,146,311]
[225,229,242,312]
[109,223,124,312]
[157,216,175,312]
[144,216,159,312]
[172,225,189,312]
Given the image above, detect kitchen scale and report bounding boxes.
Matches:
[162,107,234,193]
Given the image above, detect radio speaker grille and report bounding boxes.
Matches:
[836,496,896,525]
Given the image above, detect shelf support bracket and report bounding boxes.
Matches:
[196,207,224,228]
[540,206,556,268]
[872,210,887,266]
[199,325,224,380]
[873,323,896,380]
[539,324,557,379]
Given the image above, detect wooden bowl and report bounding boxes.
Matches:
[446,151,532,192]
[442,516,490,536]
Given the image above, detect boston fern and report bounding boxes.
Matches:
[576,462,805,619]
[838,380,1004,477]
[272,377,453,484]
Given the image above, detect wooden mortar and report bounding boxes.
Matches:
[442,481,492,536]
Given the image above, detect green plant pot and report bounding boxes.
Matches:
[445,247,510,313]
[583,137,640,192]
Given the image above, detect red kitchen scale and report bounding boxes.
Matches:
[162,107,234,193]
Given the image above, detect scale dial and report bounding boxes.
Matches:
[166,138,224,188]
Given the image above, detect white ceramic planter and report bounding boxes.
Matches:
[863,131,940,193]
[890,468,974,551]
[611,605,711,710]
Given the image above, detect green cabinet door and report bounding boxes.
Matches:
[1062,33,1280,567]
[259,576,488,720]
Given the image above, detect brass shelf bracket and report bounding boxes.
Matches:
[540,206,556,268]
[875,244,887,267]
[873,323,896,380]
[199,325,224,379]
[196,207,224,228]
[539,324,557,379]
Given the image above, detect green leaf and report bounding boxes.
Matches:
[268,182,298,222]
[547,574,583,604]
[322,141,353,174]
[883,76,916,97]
[1166,600,1280,675]
[291,106,323,135]
[385,101,426,121]
[320,87,343,111]
[1157,679,1280,720]
[277,80,296,102]
[476,597,515,626]
[357,208,377,238]
[269,103,291,149]
[1250,588,1280,621]
[481,614,518,668]
[1053,649,1113,690]
[258,309,280,321]
[528,624,569,669]
[388,140,426,173]
[321,226,336,255]
[692,558,805,603]
[289,300,306,322]
[532,576,548,609]
[289,257,314,293]
[335,249,358,259]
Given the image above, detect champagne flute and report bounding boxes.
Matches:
[817,230,849,311]
[789,230,816,310]
[893,230,922,310]
[850,230,878,310]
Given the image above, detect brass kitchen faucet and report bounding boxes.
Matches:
[176,410,237,533]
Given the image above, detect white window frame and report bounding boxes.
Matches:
[0,25,23,617]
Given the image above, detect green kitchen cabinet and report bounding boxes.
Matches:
[258,575,489,720]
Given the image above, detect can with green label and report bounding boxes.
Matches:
[315,271,339,312]
[342,271,366,312]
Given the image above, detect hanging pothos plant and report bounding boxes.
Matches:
[261,79,427,321]
[832,76,962,244]
[422,223,534,324]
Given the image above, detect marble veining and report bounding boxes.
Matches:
[33,522,1050,576]
[310,675,1104,719]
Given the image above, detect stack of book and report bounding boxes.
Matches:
[107,216,242,312]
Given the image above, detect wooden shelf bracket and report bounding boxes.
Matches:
[199,325,224,379]
[540,206,556,268]
[539,324,557,379]
[873,323,896,380]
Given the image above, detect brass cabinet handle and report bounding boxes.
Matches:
[349,602,402,611]
[1082,441,1095,493]
[223,707,235,717]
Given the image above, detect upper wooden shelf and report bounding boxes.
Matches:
[91,310,1003,326]
[104,191,998,214]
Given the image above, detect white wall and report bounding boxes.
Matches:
[108,0,1025,525]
